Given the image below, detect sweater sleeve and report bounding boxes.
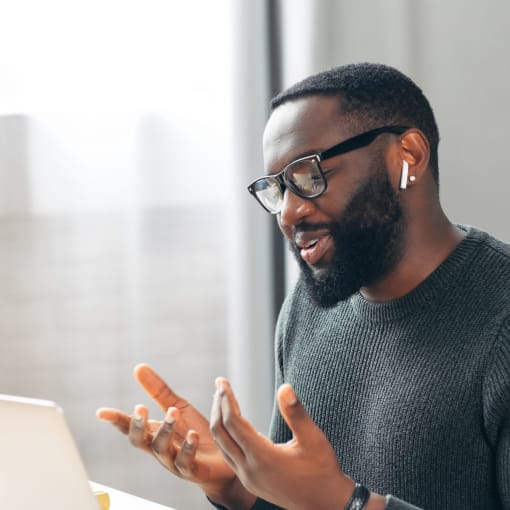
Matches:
[207,493,422,509]
[483,315,510,508]
[385,495,423,510]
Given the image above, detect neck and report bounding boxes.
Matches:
[361,203,465,303]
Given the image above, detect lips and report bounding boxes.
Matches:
[296,232,334,266]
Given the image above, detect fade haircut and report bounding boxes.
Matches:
[271,63,440,184]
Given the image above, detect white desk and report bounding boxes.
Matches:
[90,481,177,510]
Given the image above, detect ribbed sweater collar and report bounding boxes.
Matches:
[348,226,485,323]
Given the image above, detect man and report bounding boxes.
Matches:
[97,63,510,509]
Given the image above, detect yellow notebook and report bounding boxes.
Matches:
[94,490,110,510]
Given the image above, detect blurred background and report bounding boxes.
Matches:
[0,1,509,509]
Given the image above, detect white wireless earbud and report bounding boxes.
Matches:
[399,160,409,190]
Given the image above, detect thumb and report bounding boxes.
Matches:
[277,384,321,446]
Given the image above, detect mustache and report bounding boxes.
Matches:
[292,221,335,235]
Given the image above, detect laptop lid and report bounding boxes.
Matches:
[0,394,99,510]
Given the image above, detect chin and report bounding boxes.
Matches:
[307,264,331,279]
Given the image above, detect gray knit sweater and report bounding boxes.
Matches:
[251,226,510,510]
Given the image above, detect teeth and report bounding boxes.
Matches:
[304,239,319,249]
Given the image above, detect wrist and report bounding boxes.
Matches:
[344,483,385,510]
[365,492,385,510]
[204,476,256,510]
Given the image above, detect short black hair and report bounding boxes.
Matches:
[271,63,440,184]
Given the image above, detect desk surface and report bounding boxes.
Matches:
[90,481,177,510]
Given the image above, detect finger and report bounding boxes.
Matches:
[211,378,262,461]
[96,408,131,435]
[134,363,187,412]
[128,404,151,448]
[210,382,245,465]
[216,377,242,415]
[277,384,320,446]
[174,429,199,478]
[151,407,178,468]
[218,378,259,443]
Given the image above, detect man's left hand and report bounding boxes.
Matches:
[210,378,357,510]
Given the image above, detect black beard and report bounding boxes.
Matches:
[290,166,405,308]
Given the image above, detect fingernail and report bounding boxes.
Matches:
[164,408,175,425]
[133,415,144,428]
[184,434,195,448]
[215,379,226,397]
[286,387,298,406]
[134,404,145,420]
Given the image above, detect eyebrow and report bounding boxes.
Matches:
[267,148,322,176]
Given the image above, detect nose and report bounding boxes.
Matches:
[278,188,316,229]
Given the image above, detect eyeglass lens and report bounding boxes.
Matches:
[253,158,325,213]
[252,179,283,213]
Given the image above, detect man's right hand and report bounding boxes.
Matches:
[96,363,256,509]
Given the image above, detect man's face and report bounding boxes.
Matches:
[262,95,405,307]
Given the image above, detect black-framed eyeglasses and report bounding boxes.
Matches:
[247,125,410,214]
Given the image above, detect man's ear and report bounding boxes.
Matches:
[397,129,430,189]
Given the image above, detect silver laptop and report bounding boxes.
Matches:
[0,394,100,509]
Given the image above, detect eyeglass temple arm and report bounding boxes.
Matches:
[319,126,409,161]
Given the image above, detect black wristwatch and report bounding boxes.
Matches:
[344,483,370,510]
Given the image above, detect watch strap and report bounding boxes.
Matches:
[344,483,370,510]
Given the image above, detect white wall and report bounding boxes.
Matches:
[416,1,510,239]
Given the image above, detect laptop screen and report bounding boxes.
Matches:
[0,394,99,510]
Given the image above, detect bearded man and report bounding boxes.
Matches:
[98,63,510,510]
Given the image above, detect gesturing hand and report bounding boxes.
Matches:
[96,364,255,508]
[210,378,382,510]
